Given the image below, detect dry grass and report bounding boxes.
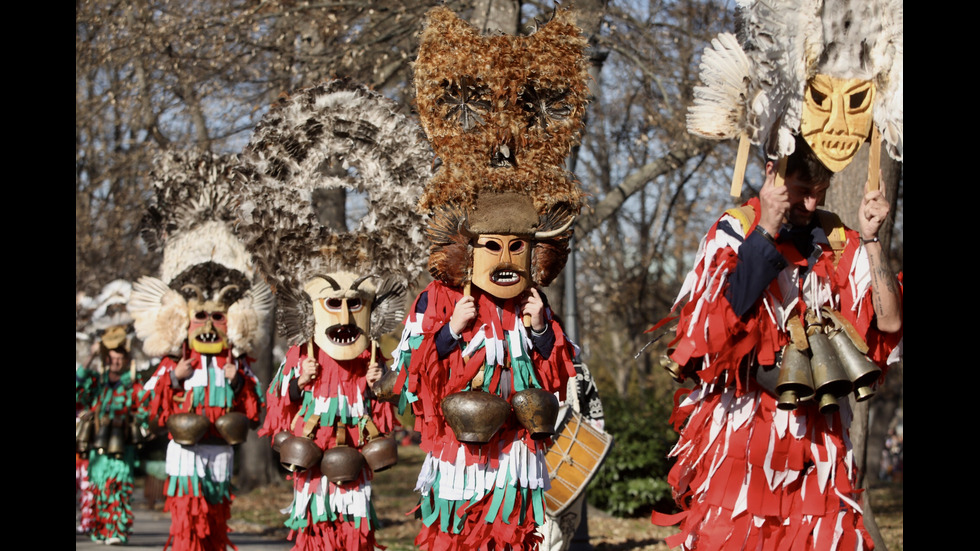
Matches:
[231,445,903,550]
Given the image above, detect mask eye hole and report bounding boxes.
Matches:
[849,89,868,110]
[347,298,363,311]
[210,312,225,322]
[484,240,502,252]
[325,298,344,310]
[194,311,208,321]
[809,86,827,107]
[509,240,526,253]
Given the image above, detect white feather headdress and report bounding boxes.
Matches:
[237,79,432,346]
[128,150,274,358]
[687,0,903,163]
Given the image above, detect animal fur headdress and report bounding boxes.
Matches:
[414,6,590,287]
[78,279,136,357]
[687,0,902,174]
[237,79,432,346]
[128,150,274,358]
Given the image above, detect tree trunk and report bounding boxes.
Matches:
[235,304,281,490]
[824,143,902,551]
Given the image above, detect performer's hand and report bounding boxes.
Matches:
[223,362,238,382]
[759,162,790,236]
[174,357,194,381]
[366,362,383,387]
[859,173,890,242]
[296,357,319,387]
[520,288,546,333]
[450,295,476,336]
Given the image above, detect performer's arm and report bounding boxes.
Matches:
[725,166,789,317]
[858,185,902,333]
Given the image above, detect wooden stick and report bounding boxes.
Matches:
[867,125,882,192]
[730,131,751,198]
[773,156,788,187]
[371,339,377,364]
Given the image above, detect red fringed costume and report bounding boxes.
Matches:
[391,281,577,550]
[143,350,263,551]
[650,199,903,550]
[260,345,397,551]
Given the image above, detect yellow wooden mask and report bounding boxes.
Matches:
[304,272,375,360]
[800,75,876,172]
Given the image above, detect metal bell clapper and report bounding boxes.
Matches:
[278,435,323,472]
[776,344,816,410]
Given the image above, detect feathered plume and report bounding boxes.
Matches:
[129,149,273,357]
[238,79,432,345]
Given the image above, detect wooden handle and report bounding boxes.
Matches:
[730,131,751,198]
[371,340,377,364]
[867,125,881,192]
[773,156,788,187]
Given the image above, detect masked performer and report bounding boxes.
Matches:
[130,150,273,551]
[385,7,590,550]
[76,282,150,545]
[237,79,431,551]
[650,1,903,549]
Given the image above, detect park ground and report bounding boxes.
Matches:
[224,445,903,550]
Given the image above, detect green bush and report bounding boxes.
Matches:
[587,392,678,517]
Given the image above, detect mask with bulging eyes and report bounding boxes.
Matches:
[304,272,375,360]
[187,299,230,354]
[471,234,532,299]
[800,75,875,172]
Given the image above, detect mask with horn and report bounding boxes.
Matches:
[128,151,274,359]
[415,6,590,294]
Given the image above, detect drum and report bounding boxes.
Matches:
[544,406,614,515]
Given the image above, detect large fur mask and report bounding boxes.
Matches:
[413,7,589,292]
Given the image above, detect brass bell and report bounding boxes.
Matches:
[828,330,882,402]
[808,330,852,414]
[776,345,815,410]
[106,418,127,456]
[362,436,398,473]
[278,435,323,472]
[166,413,210,446]
[441,391,512,444]
[511,388,560,440]
[93,418,111,453]
[320,446,367,484]
[77,411,95,453]
[272,431,291,453]
[372,370,400,404]
[215,412,249,445]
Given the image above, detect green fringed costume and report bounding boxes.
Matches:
[75,366,149,544]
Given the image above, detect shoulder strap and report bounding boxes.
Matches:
[816,209,848,265]
[724,204,756,236]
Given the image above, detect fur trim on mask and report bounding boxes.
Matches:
[129,276,190,357]
[132,150,272,356]
[238,79,431,345]
[688,0,902,162]
[414,6,589,215]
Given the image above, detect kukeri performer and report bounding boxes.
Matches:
[76,317,150,546]
[384,6,590,550]
[130,150,273,551]
[650,1,903,548]
[237,79,432,550]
